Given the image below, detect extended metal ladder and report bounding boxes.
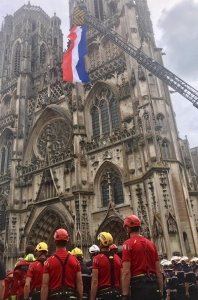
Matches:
[73,6,198,108]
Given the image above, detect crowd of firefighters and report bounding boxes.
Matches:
[0,214,197,300]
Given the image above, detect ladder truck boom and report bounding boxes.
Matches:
[73,6,198,109]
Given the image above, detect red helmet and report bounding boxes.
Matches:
[109,244,118,251]
[123,215,141,228]
[54,228,69,241]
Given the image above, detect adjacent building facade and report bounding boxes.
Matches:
[0,0,197,267]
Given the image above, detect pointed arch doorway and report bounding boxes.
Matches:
[96,216,127,246]
[27,209,72,255]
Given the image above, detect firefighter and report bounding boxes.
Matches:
[90,232,122,300]
[170,256,182,272]
[24,242,48,300]
[71,247,91,299]
[12,245,35,300]
[4,271,14,300]
[185,268,198,300]
[122,214,163,300]
[86,245,100,271]
[40,228,83,300]
[162,261,178,300]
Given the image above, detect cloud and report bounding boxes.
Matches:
[158,0,198,81]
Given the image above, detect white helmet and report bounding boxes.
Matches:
[160,259,168,266]
[89,244,100,254]
[180,256,189,263]
[171,256,181,262]
[163,260,172,267]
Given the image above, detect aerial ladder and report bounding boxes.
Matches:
[72,5,198,109]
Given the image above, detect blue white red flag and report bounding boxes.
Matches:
[62,26,90,83]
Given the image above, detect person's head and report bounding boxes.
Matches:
[97,232,113,250]
[89,244,100,259]
[54,228,69,248]
[123,214,141,236]
[161,260,173,270]
[180,256,189,265]
[25,245,35,255]
[170,256,181,265]
[35,242,48,259]
[71,247,83,261]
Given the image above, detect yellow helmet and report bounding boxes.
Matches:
[98,232,113,247]
[71,247,83,257]
[35,242,48,252]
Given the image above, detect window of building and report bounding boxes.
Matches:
[91,106,100,137]
[156,113,166,130]
[0,147,6,174]
[91,87,120,138]
[100,169,124,207]
[161,139,171,159]
[13,42,21,76]
[40,44,47,64]
[0,203,6,231]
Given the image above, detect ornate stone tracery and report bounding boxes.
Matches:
[36,119,71,160]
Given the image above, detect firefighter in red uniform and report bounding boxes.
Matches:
[71,247,91,300]
[12,245,35,300]
[90,232,122,300]
[41,228,83,300]
[122,214,163,300]
[24,242,48,300]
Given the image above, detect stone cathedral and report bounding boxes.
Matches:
[0,0,197,266]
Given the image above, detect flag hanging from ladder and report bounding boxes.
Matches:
[62,26,90,83]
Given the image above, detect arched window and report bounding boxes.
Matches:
[40,44,47,64]
[0,203,6,231]
[0,147,6,174]
[13,42,21,76]
[94,0,104,20]
[91,86,120,138]
[6,142,12,170]
[183,232,190,254]
[156,113,165,130]
[101,180,109,207]
[110,97,120,130]
[100,168,124,207]
[91,106,100,137]
[161,140,171,159]
[100,100,110,134]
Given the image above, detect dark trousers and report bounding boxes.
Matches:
[31,293,40,300]
[97,288,122,300]
[189,285,198,300]
[130,280,161,300]
[169,291,178,300]
[177,285,186,300]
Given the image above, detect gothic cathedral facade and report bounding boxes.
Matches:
[0,0,197,266]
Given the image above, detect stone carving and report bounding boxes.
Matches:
[167,213,178,234]
[84,127,137,153]
[36,120,71,160]
[136,184,150,238]
[89,55,126,82]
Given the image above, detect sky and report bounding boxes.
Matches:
[0,0,198,148]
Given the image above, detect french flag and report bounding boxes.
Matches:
[62,26,90,83]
